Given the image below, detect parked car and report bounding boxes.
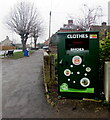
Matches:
[43,46,50,53]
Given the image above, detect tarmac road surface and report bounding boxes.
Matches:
[2,50,56,118]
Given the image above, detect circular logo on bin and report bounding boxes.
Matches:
[64,69,71,76]
[86,67,91,72]
[60,83,68,90]
[72,56,82,65]
[80,77,90,87]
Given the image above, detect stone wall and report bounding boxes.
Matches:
[43,52,55,83]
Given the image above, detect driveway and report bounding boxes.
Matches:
[2,50,56,118]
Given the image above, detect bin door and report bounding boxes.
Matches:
[58,54,95,94]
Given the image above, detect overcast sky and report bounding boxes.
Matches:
[0,0,109,43]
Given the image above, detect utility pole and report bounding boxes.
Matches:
[49,0,52,39]
[108,1,110,25]
[49,11,52,39]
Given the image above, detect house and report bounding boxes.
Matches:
[0,36,16,50]
[14,44,23,49]
[91,22,110,31]
[49,33,57,53]
[49,20,85,53]
[91,22,110,39]
[58,20,85,32]
[0,36,13,46]
[29,42,34,48]
[49,20,110,53]
[44,39,49,46]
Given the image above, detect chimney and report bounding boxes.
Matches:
[63,24,67,28]
[68,20,73,25]
[102,22,107,26]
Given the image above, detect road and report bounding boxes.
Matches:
[2,50,56,118]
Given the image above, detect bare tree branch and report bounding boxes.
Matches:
[5,1,44,51]
[70,4,103,30]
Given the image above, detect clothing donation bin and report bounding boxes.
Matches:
[57,31,100,99]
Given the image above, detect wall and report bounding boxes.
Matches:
[1,46,16,50]
[43,52,55,83]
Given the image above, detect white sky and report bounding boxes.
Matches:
[0,0,110,44]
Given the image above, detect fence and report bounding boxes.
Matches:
[1,46,16,50]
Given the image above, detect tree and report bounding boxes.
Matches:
[31,23,44,49]
[6,1,43,51]
[81,4,103,30]
[70,4,103,30]
[99,32,110,60]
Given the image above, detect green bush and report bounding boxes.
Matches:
[3,50,34,59]
[99,32,110,61]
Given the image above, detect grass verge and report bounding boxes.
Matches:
[3,50,34,59]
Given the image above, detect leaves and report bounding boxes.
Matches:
[99,32,110,60]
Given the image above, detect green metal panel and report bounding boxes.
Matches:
[57,31,100,99]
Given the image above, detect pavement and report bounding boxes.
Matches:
[2,50,56,118]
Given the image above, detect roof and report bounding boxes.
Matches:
[91,24,110,31]
[44,39,49,45]
[57,31,99,34]
[0,36,13,46]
